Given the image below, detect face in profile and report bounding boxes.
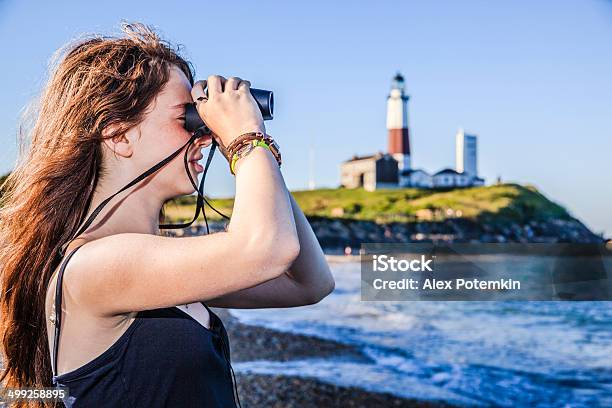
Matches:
[110,64,212,200]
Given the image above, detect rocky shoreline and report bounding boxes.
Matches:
[306,216,603,250]
[214,308,457,408]
[167,216,603,254]
[235,373,457,408]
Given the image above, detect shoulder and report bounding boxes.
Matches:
[51,233,158,316]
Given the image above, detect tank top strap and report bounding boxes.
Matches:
[201,302,213,314]
[200,302,241,407]
[51,244,86,386]
[200,302,220,331]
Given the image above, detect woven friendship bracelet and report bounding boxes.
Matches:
[227,132,282,175]
[227,132,269,155]
[230,139,272,175]
[227,132,281,163]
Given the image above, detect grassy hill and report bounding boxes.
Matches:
[0,173,571,227]
[0,168,570,226]
[1,176,595,242]
[164,183,573,226]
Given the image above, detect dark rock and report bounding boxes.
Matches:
[235,373,457,408]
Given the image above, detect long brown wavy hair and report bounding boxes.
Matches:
[0,22,194,406]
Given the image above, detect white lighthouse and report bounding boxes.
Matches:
[386,72,411,178]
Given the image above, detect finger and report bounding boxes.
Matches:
[191,80,208,102]
[212,134,231,159]
[218,75,227,92]
[237,80,251,93]
[207,75,224,95]
[226,76,242,91]
[195,97,207,109]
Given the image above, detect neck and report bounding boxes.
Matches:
[78,173,167,240]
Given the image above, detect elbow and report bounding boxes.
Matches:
[273,234,301,272]
[327,277,336,296]
[304,273,336,305]
[320,273,335,299]
[320,275,336,301]
[247,230,300,280]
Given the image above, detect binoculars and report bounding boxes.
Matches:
[184,86,274,135]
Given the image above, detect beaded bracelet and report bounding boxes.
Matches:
[230,139,273,175]
[226,132,282,175]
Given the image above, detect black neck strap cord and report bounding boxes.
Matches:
[59,131,230,258]
[54,131,242,407]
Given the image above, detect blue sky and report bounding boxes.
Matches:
[1,0,611,237]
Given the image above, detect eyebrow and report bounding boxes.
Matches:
[169,102,192,110]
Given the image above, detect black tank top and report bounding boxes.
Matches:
[50,245,241,408]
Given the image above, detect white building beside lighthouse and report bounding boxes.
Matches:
[454,129,484,186]
[456,128,478,177]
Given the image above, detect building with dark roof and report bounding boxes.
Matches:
[340,152,398,191]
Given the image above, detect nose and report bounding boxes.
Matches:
[193,134,212,148]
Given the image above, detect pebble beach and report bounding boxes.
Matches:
[215,307,456,408]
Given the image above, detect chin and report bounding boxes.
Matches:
[156,160,200,197]
[159,181,195,202]
[175,184,197,198]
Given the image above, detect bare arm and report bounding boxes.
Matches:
[206,185,335,309]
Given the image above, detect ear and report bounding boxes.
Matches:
[101,124,135,158]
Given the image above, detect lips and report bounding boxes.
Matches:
[189,154,204,173]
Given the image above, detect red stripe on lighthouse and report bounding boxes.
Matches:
[387,128,410,155]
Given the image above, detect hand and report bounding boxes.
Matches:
[191,75,265,154]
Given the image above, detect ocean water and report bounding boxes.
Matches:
[231,260,612,408]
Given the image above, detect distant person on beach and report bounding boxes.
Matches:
[0,22,334,407]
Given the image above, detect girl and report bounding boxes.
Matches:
[0,22,334,407]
